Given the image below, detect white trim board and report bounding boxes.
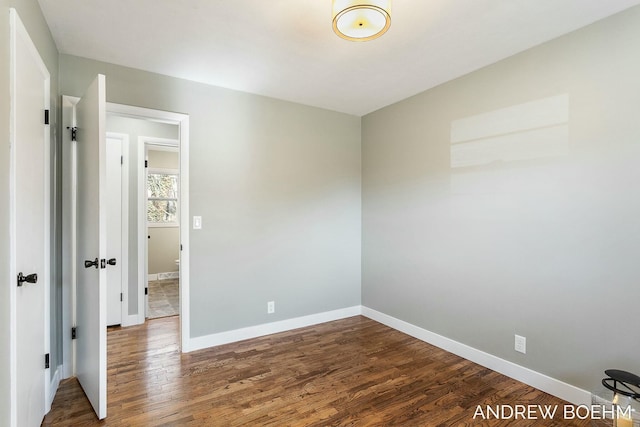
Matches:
[60,95,79,379]
[48,367,61,409]
[106,132,130,328]
[360,306,591,406]
[60,96,78,379]
[147,272,180,282]
[156,272,179,280]
[185,306,362,353]
[122,315,140,328]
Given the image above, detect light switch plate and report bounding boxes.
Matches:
[193,216,202,229]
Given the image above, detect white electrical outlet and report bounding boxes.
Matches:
[267,301,275,314]
[515,334,526,354]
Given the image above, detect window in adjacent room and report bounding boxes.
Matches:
[147,169,179,226]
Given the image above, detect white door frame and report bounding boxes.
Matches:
[61,96,78,380]
[8,8,51,425]
[106,133,130,326]
[139,138,180,320]
[100,103,190,351]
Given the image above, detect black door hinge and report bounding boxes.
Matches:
[120,293,123,302]
[100,258,106,269]
[180,244,183,251]
[17,272,37,287]
[121,155,124,165]
[45,353,50,369]
[144,160,148,168]
[67,126,77,141]
[145,287,148,295]
[71,327,77,339]
[44,109,50,125]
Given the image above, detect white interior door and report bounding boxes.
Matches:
[75,74,107,419]
[11,9,50,427]
[106,137,123,326]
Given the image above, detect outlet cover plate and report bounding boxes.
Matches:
[267,301,275,314]
[515,334,526,354]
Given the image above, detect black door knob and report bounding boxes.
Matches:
[17,272,38,287]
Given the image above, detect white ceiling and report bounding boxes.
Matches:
[38,0,640,116]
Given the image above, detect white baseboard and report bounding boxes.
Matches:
[121,314,143,327]
[158,271,179,280]
[62,361,72,380]
[48,366,61,409]
[361,306,591,406]
[148,271,179,282]
[185,306,362,353]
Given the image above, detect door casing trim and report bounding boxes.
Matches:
[106,132,130,327]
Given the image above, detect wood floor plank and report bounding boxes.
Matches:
[43,316,591,426]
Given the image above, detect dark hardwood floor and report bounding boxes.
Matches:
[43,316,590,426]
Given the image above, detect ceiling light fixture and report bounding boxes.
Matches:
[332,0,391,42]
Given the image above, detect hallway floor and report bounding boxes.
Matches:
[148,278,179,318]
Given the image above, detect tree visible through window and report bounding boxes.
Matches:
[147,171,178,225]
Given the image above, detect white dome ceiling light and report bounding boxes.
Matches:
[332,0,391,42]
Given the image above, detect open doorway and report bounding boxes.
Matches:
[104,115,181,327]
[105,102,191,353]
[144,142,180,319]
[62,96,191,351]
[61,94,190,418]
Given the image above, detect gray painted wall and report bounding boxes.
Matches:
[147,149,180,275]
[0,0,59,422]
[148,227,180,274]
[362,6,640,392]
[106,115,179,314]
[148,149,179,169]
[61,55,362,337]
[148,227,179,275]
